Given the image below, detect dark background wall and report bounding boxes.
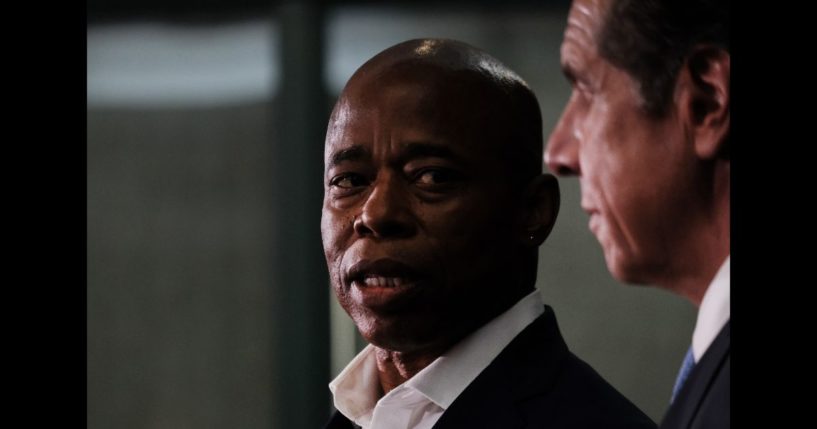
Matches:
[87,104,276,427]
[87,2,696,427]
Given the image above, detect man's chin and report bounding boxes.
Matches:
[604,247,634,282]
[356,320,445,354]
[605,252,654,287]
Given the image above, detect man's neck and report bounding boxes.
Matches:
[665,251,727,306]
[374,346,446,394]
[372,317,485,394]
[662,163,730,306]
[372,286,534,394]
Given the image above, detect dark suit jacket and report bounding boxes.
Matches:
[660,321,730,429]
[324,306,656,429]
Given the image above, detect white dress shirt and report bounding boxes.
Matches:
[329,289,545,429]
[691,256,730,362]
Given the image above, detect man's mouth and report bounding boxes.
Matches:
[347,258,420,285]
[354,275,410,288]
[345,258,424,308]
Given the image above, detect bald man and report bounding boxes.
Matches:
[320,38,655,429]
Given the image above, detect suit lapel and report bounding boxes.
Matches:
[431,307,569,429]
[661,321,730,428]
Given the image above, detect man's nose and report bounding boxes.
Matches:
[544,105,581,176]
[353,175,416,239]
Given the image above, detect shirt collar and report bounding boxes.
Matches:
[328,344,380,425]
[408,289,544,409]
[692,255,730,362]
[328,289,545,423]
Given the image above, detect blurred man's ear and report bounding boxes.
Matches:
[520,174,560,246]
[678,46,730,160]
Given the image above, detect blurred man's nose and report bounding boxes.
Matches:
[544,105,581,176]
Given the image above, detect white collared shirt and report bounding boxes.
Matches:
[329,289,545,429]
[691,256,730,362]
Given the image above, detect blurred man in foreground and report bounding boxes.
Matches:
[545,1,730,427]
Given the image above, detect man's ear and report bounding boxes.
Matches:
[520,174,560,247]
[677,45,730,160]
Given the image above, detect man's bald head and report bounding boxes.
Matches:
[330,38,543,190]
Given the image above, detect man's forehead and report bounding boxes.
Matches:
[324,53,520,166]
[326,140,462,165]
[327,80,482,142]
[344,72,453,112]
[324,117,464,161]
[327,92,446,137]
[323,103,490,168]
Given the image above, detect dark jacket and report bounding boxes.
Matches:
[324,306,656,429]
[660,321,730,429]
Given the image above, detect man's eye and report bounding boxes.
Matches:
[414,168,462,187]
[329,173,369,189]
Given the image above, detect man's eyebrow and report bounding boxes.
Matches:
[329,145,370,166]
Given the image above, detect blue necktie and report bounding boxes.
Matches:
[670,347,696,403]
